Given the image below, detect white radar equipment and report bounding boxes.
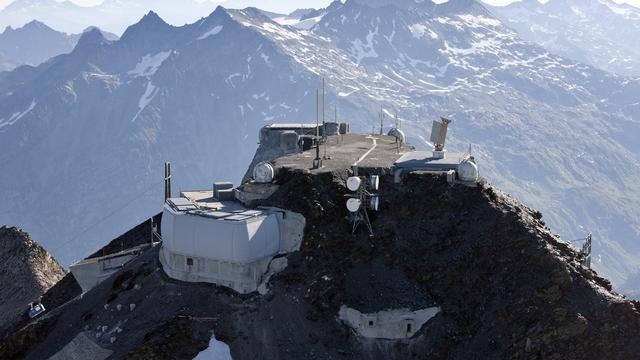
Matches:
[346,198,362,212]
[252,161,275,183]
[457,159,479,183]
[347,176,363,191]
[430,117,451,159]
[345,174,381,235]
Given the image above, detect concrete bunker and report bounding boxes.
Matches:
[159,188,305,294]
[338,306,440,339]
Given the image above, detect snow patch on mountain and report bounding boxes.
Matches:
[409,23,438,39]
[192,334,232,360]
[198,25,223,40]
[0,99,36,130]
[128,50,172,78]
[457,14,502,28]
[350,27,379,63]
[132,82,158,122]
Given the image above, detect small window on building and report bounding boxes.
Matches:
[187,257,194,266]
[368,320,374,327]
[406,323,412,334]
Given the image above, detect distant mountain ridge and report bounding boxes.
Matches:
[486,0,640,76]
[0,20,117,72]
[0,0,219,34]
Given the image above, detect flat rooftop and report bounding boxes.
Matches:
[169,192,267,221]
[271,133,413,173]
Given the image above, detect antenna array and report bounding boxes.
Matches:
[345,171,381,235]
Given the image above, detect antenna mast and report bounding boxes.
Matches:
[379,106,384,135]
[313,88,322,169]
[164,161,172,201]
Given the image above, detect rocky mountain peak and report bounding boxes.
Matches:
[140,10,164,25]
[23,19,48,29]
[435,0,489,15]
[0,227,66,335]
[120,10,172,43]
[74,27,108,50]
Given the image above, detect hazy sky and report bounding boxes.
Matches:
[0,0,639,14]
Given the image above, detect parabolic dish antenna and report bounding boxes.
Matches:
[346,198,362,212]
[346,176,362,191]
[252,162,275,183]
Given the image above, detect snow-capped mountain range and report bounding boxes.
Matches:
[0,20,118,72]
[0,0,219,34]
[486,0,640,76]
[0,0,639,295]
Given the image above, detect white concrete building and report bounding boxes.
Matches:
[160,191,304,294]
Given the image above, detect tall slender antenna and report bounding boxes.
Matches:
[164,161,172,201]
[379,105,383,135]
[313,88,322,169]
[335,106,341,144]
[322,78,326,140]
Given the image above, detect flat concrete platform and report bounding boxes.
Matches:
[395,151,470,170]
[272,134,413,173]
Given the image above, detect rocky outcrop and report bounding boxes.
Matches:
[0,227,66,334]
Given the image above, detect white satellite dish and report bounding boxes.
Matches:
[369,175,379,191]
[346,198,361,212]
[253,162,275,183]
[370,195,379,211]
[346,176,362,191]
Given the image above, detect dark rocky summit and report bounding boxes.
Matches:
[0,227,67,336]
[2,161,640,359]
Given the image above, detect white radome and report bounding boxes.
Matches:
[253,162,275,183]
[458,160,479,182]
[346,198,361,212]
[347,176,362,191]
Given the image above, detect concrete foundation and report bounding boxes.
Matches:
[338,306,440,339]
[159,248,273,293]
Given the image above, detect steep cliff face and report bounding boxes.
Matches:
[0,227,66,334]
[2,164,640,359]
